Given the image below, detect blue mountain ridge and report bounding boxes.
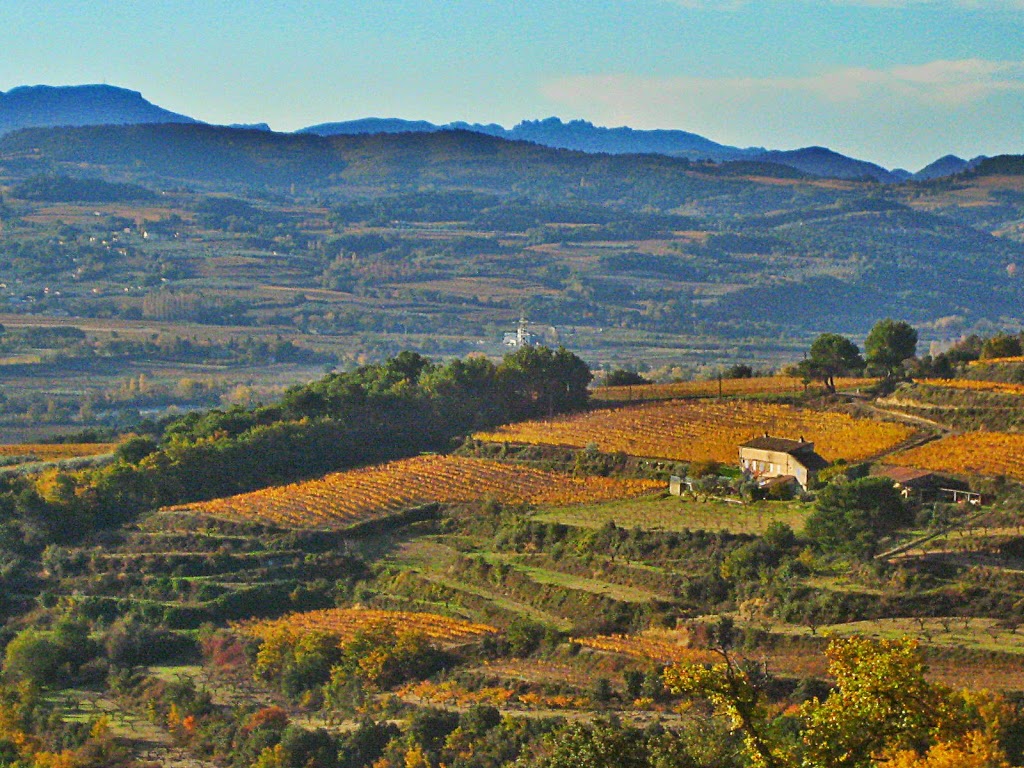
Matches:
[0,84,986,181]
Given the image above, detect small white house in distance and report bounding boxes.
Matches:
[669,475,692,496]
[738,434,829,491]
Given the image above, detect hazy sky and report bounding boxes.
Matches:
[3,0,1022,170]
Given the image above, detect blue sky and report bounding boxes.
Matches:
[3,0,1022,170]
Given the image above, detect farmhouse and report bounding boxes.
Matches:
[738,434,828,490]
[871,465,938,499]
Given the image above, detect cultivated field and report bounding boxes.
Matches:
[891,431,1024,481]
[166,454,661,528]
[0,442,118,461]
[918,378,1024,395]
[591,376,876,403]
[572,630,719,665]
[475,400,913,464]
[235,607,497,644]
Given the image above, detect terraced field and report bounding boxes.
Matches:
[235,607,497,645]
[166,454,661,528]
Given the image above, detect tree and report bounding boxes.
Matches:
[865,319,918,379]
[804,475,908,558]
[498,345,592,418]
[793,333,863,394]
[666,634,1014,768]
[980,333,1023,361]
[603,369,648,387]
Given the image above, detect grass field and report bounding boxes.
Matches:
[473,552,668,603]
[533,494,812,534]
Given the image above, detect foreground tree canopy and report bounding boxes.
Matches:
[666,632,1014,768]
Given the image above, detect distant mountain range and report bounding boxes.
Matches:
[0,84,197,135]
[298,115,762,163]
[0,84,991,182]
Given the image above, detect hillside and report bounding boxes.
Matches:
[6,346,1024,766]
[0,123,1022,379]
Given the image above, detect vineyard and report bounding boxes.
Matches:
[572,630,719,665]
[891,432,1024,481]
[968,357,1024,366]
[474,400,913,464]
[592,376,875,403]
[918,379,1024,396]
[166,454,662,528]
[0,442,118,461]
[235,607,498,645]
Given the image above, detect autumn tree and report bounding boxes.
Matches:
[666,633,1015,768]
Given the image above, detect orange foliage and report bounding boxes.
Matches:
[236,607,497,646]
[919,379,1024,395]
[572,630,719,665]
[592,376,875,403]
[399,679,515,707]
[475,400,911,464]
[166,455,660,528]
[0,443,116,460]
[891,432,1024,481]
[887,731,1010,768]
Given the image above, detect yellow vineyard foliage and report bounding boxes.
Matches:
[398,679,515,708]
[919,378,1024,396]
[475,400,911,464]
[969,356,1024,366]
[167,454,661,528]
[236,607,497,645]
[592,376,875,403]
[891,432,1024,481]
[572,631,719,665]
[0,443,117,461]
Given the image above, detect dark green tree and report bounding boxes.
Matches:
[498,345,592,418]
[794,334,864,394]
[980,333,1023,360]
[804,476,908,558]
[864,319,918,379]
[604,369,649,387]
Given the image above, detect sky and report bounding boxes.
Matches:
[2,0,1022,170]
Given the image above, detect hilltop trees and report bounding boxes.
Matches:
[865,319,918,379]
[793,333,864,393]
[499,345,593,419]
[980,333,1023,360]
